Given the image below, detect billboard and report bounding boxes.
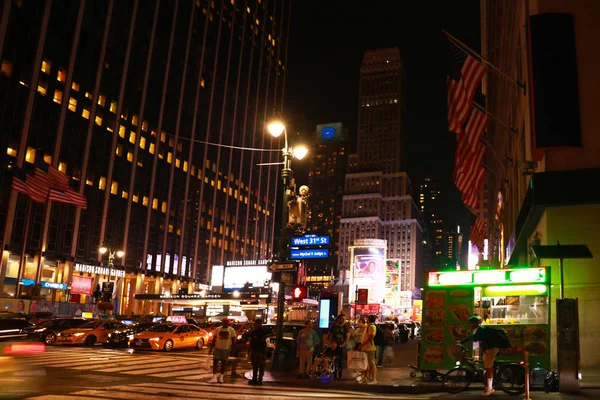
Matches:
[349,243,386,304]
[223,265,272,290]
[385,259,400,306]
[71,275,93,295]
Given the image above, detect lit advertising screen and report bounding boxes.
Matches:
[350,245,386,304]
[71,275,93,295]
[319,298,331,329]
[211,265,224,287]
[385,259,401,306]
[223,266,272,290]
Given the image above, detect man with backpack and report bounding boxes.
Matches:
[460,315,511,396]
[358,314,379,384]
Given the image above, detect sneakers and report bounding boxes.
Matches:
[217,373,224,383]
[367,379,378,385]
[482,388,495,396]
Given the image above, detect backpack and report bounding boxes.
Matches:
[484,326,511,349]
[373,324,386,347]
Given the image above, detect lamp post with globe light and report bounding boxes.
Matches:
[267,120,308,369]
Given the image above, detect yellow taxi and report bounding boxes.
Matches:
[56,320,127,346]
[130,323,208,352]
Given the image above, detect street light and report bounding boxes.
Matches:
[99,244,124,283]
[266,120,308,370]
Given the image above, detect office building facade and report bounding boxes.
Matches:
[0,0,291,314]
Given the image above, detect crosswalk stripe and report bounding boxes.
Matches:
[92,357,184,372]
[149,369,213,378]
[120,361,200,375]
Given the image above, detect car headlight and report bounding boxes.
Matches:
[149,337,162,341]
[108,333,112,338]
[73,333,85,337]
[34,328,46,333]
[208,332,213,337]
[237,335,242,340]
[127,335,134,340]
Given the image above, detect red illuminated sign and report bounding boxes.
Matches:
[355,303,381,314]
[71,275,93,295]
[291,285,307,300]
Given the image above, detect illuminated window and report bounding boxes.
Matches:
[6,148,17,157]
[110,100,117,113]
[152,198,158,210]
[95,115,102,126]
[247,6,250,13]
[85,92,92,99]
[217,180,222,190]
[183,161,188,172]
[58,162,66,172]
[137,160,143,167]
[197,170,202,179]
[161,201,167,213]
[129,131,136,144]
[142,120,148,131]
[110,181,118,195]
[205,159,210,169]
[168,137,174,147]
[175,158,181,168]
[122,191,128,199]
[139,136,146,149]
[68,97,77,112]
[37,82,47,96]
[126,152,133,162]
[160,132,166,142]
[149,142,155,154]
[71,81,80,91]
[210,180,214,187]
[53,89,63,104]
[98,176,106,190]
[116,144,123,156]
[132,194,139,203]
[190,165,195,175]
[119,125,126,138]
[167,152,173,164]
[43,154,52,164]
[41,59,51,74]
[97,93,105,107]
[200,78,205,87]
[25,147,36,163]
[82,108,90,119]
[143,196,149,206]
[1,60,12,76]
[168,224,173,233]
[132,114,138,126]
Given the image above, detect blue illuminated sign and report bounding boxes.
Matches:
[290,249,330,259]
[41,281,67,290]
[291,234,330,247]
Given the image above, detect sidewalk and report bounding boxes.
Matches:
[239,339,600,395]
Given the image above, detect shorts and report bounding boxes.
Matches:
[483,348,499,369]
[213,348,230,360]
[363,350,376,364]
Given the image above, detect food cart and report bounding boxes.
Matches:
[419,267,551,371]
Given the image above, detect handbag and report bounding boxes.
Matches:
[347,350,368,370]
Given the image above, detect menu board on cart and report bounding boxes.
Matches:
[420,288,474,370]
[495,324,550,369]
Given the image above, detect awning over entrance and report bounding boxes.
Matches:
[507,168,600,265]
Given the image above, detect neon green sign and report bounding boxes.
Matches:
[484,284,548,296]
[428,268,547,286]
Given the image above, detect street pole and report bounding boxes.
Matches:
[273,131,292,370]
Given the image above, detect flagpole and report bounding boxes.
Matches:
[442,29,526,90]
[473,102,518,134]
[16,197,33,299]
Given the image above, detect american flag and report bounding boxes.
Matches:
[453,109,489,178]
[447,40,487,134]
[462,167,486,209]
[47,165,70,191]
[33,160,87,208]
[455,142,487,194]
[25,167,52,203]
[48,188,87,209]
[470,217,487,252]
[11,166,30,197]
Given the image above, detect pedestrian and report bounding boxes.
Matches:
[247,319,268,386]
[358,314,378,384]
[208,318,237,383]
[296,320,320,378]
[459,315,499,396]
[326,314,350,379]
[351,318,367,381]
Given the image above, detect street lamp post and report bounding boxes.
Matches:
[99,244,124,302]
[267,121,307,370]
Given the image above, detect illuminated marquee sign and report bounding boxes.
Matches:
[428,267,547,286]
[74,263,125,278]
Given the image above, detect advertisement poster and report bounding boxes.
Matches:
[384,259,400,306]
[420,287,474,370]
[349,246,386,304]
[412,300,422,322]
[223,266,272,290]
[71,275,93,295]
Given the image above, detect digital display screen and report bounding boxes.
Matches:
[319,299,331,329]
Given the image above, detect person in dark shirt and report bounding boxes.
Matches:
[311,340,338,373]
[247,319,267,385]
[327,315,350,379]
[459,315,499,396]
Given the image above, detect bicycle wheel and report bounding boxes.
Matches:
[496,364,525,395]
[444,367,472,394]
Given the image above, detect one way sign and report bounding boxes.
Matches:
[268,261,298,272]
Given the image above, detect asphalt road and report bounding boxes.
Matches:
[2,345,436,400]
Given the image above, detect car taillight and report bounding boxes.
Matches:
[4,343,46,354]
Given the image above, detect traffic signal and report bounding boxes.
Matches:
[291,285,307,300]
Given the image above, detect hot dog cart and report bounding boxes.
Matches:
[419,267,551,371]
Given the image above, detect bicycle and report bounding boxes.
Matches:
[443,344,525,395]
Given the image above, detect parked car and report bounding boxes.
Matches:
[56,320,128,346]
[0,318,33,341]
[130,323,208,351]
[25,318,89,345]
[265,322,304,359]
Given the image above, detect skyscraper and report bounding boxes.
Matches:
[0,0,291,314]
[339,48,426,300]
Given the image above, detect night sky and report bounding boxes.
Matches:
[283,1,481,239]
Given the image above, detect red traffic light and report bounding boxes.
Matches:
[291,285,307,300]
